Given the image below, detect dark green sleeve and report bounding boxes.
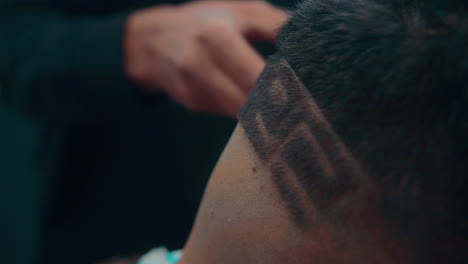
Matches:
[0,5,139,123]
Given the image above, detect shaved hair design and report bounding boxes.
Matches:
[239,56,372,230]
[239,0,468,262]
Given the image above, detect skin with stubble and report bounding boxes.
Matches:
[180,0,468,263]
[180,61,399,264]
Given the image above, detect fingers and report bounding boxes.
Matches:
[137,1,286,118]
[190,66,246,119]
[186,1,289,41]
[197,26,265,93]
[234,2,289,41]
[178,41,246,118]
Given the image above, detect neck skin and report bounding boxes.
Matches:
[178,57,411,264]
[178,124,403,264]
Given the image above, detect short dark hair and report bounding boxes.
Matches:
[239,0,468,262]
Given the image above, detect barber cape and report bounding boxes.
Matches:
[137,247,182,264]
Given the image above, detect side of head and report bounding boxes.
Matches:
[240,0,467,263]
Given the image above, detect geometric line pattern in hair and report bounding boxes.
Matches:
[239,55,375,230]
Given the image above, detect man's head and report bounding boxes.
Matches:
[180,1,467,263]
[239,0,467,262]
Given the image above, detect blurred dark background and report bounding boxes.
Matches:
[0,0,296,264]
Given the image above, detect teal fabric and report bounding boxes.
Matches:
[165,249,182,263]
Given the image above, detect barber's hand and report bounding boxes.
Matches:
[124,1,287,118]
